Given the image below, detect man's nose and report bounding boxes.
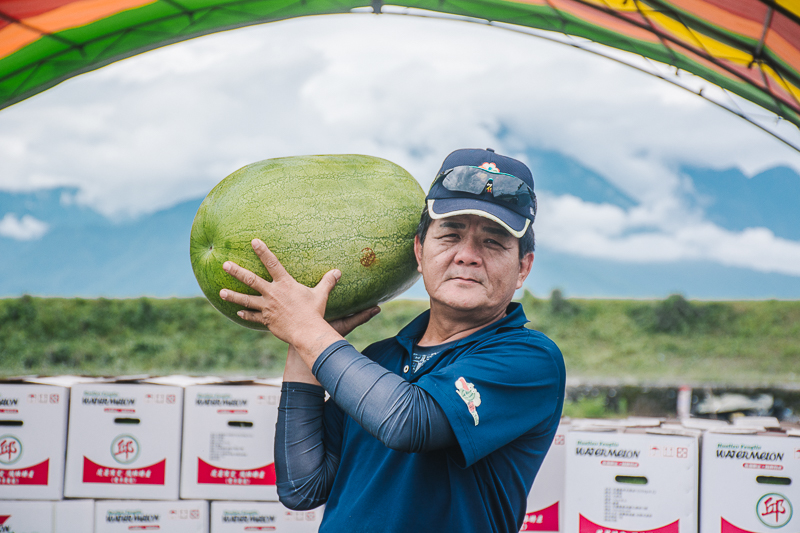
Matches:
[453,238,482,265]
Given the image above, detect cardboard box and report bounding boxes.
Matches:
[564,424,699,533]
[700,428,800,533]
[54,500,95,533]
[94,500,208,533]
[0,500,94,533]
[0,500,54,533]
[210,501,322,533]
[180,382,281,501]
[0,381,69,499]
[64,381,184,499]
[521,421,568,531]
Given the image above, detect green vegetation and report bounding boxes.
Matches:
[1,292,799,385]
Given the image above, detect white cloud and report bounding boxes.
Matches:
[537,194,800,276]
[0,214,49,241]
[0,13,798,276]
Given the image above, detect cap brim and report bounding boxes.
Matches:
[428,198,530,238]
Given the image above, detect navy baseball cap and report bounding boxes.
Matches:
[426,148,537,238]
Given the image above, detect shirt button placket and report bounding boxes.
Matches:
[403,365,410,373]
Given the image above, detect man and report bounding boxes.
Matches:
[219,148,565,532]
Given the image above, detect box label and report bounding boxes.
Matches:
[0,435,21,465]
[0,458,49,485]
[757,493,792,528]
[521,502,559,531]
[197,458,276,485]
[83,457,166,484]
[579,515,679,533]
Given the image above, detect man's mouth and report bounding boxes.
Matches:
[449,276,482,284]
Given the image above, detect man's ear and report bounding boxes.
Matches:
[516,252,534,289]
[414,234,423,274]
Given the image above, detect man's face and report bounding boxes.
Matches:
[414,214,533,318]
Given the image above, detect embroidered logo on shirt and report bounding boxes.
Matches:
[455,377,481,426]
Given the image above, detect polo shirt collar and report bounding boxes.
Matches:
[395,302,528,355]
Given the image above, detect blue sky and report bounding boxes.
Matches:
[1,14,799,298]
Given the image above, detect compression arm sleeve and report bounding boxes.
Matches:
[311,339,457,453]
[275,382,339,510]
[275,340,457,509]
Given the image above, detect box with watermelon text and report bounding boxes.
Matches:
[180,381,281,501]
[64,380,184,499]
[210,501,322,533]
[564,421,699,533]
[0,499,94,533]
[700,427,800,533]
[0,380,69,499]
[94,500,208,533]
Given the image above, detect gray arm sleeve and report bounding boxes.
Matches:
[275,382,338,510]
[275,340,457,509]
[312,339,457,452]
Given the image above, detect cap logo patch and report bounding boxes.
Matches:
[455,377,481,426]
[478,162,499,173]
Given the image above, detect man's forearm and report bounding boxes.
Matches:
[312,340,456,452]
[283,345,320,386]
[275,382,339,510]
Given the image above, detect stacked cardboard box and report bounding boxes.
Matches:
[564,418,701,533]
[0,376,316,533]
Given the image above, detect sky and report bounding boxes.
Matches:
[1,13,800,282]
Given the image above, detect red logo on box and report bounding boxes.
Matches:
[0,458,49,485]
[579,515,679,533]
[82,456,166,485]
[521,502,558,531]
[197,458,276,485]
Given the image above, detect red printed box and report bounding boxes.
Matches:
[564,420,699,533]
[700,427,800,533]
[211,501,323,532]
[0,499,94,533]
[521,421,568,531]
[0,380,69,500]
[180,381,281,501]
[94,500,208,533]
[64,380,183,499]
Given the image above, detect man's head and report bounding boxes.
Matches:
[416,148,536,258]
[414,148,537,316]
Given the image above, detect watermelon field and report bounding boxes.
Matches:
[2,291,799,416]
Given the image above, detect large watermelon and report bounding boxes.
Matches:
[190,155,425,330]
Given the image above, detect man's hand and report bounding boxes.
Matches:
[329,306,381,337]
[219,239,381,363]
[220,238,341,352]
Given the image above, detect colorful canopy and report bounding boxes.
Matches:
[1,0,799,134]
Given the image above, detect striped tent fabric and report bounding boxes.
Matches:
[1,0,799,132]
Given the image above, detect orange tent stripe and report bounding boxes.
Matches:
[0,0,154,59]
[548,0,662,44]
[666,0,766,41]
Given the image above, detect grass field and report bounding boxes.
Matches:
[1,292,798,388]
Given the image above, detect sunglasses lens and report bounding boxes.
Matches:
[442,167,487,195]
[492,176,531,205]
[438,166,536,215]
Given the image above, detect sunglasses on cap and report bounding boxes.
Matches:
[435,165,537,216]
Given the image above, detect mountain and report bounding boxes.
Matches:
[0,190,202,297]
[1,151,799,299]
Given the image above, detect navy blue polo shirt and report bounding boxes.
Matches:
[319,303,565,533]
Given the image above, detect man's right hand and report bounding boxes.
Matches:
[329,307,381,337]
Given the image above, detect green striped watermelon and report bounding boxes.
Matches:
[190,155,425,330]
